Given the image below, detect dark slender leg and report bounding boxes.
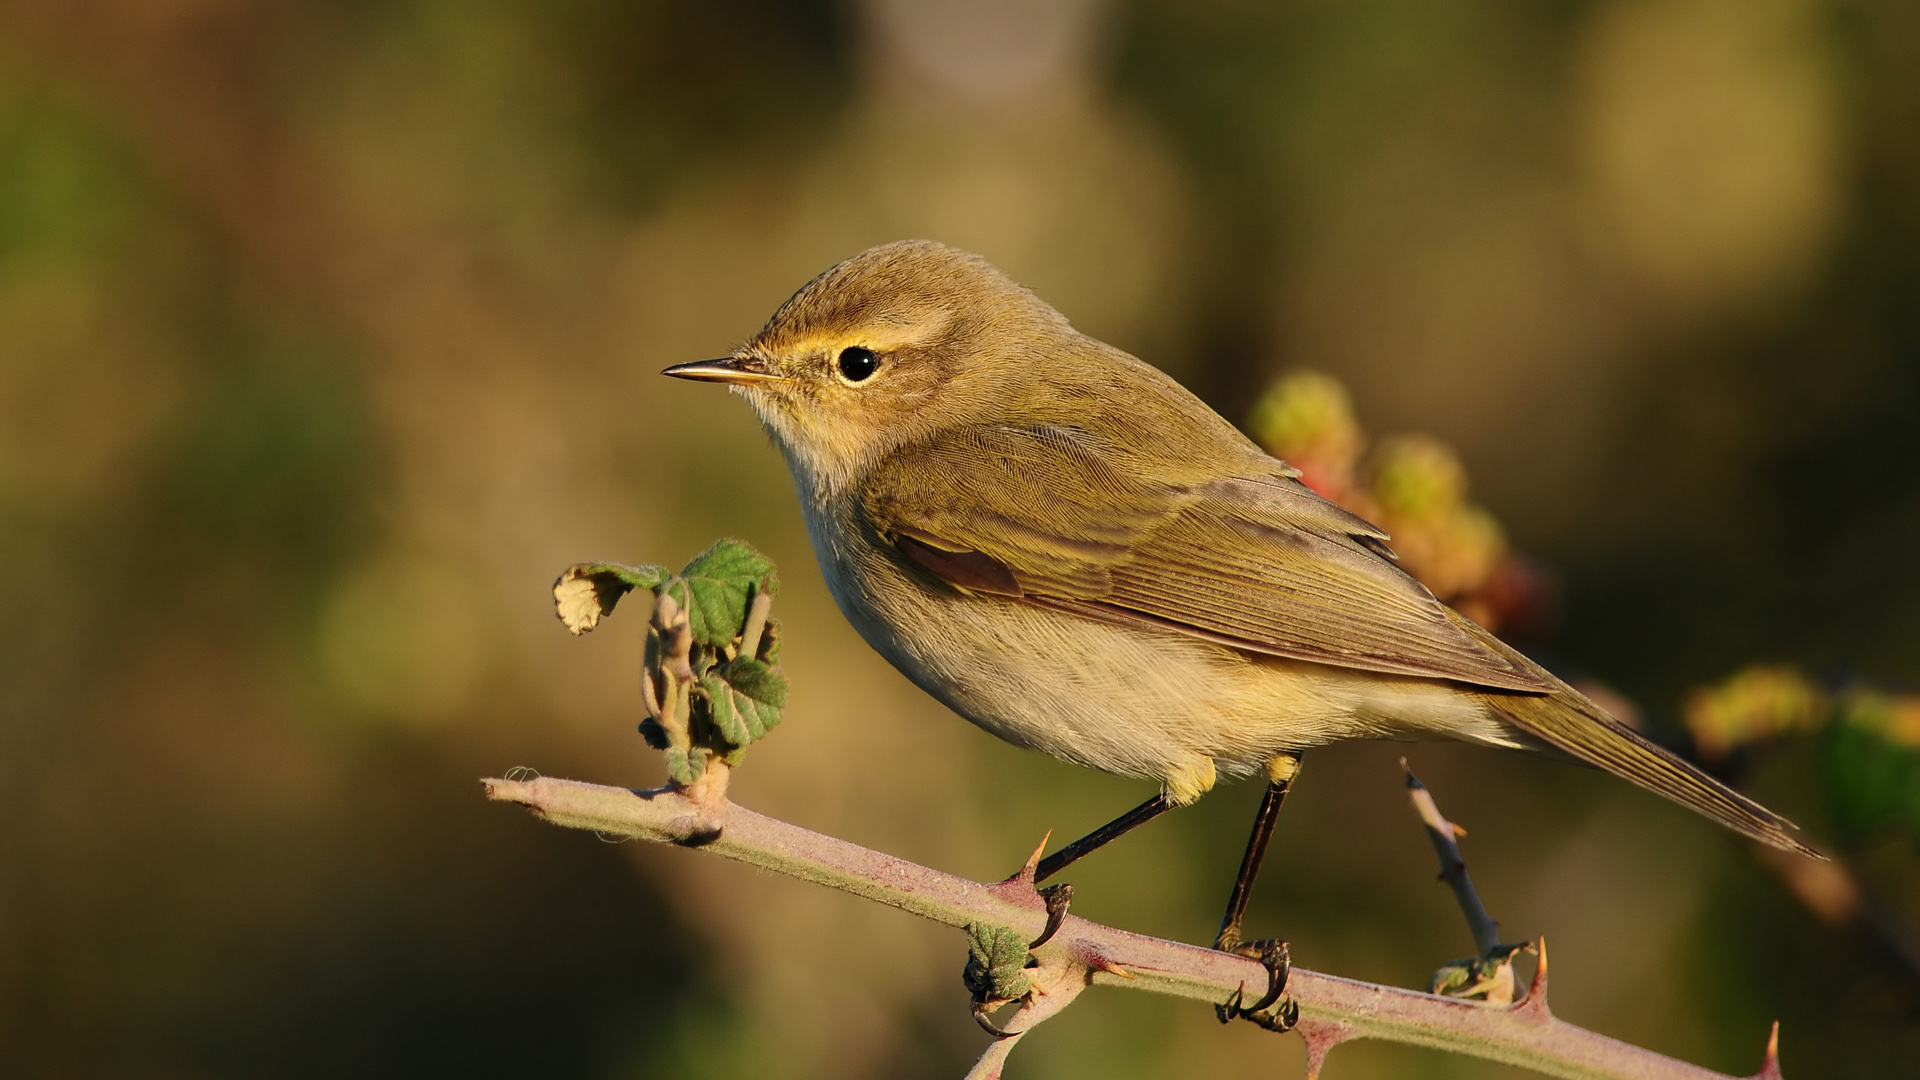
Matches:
[1212,753,1303,1032]
[1214,753,1301,952]
[1035,793,1173,883]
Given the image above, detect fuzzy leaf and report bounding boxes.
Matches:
[702,657,787,747]
[963,923,1034,1003]
[553,561,670,634]
[663,745,705,785]
[675,539,779,647]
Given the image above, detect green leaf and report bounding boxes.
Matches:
[962,923,1033,1002]
[663,745,705,785]
[702,657,787,747]
[1430,961,1477,997]
[553,561,670,634]
[682,538,780,594]
[676,539,779,647]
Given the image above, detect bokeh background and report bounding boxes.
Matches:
[3,0,1918,1076]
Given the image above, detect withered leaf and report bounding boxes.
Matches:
[553,561,670,634]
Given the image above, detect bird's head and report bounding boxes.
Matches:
[664,241,1078,495]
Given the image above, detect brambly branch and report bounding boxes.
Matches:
[483,774,1783,1080]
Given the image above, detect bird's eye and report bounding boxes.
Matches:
[837,346,880,383]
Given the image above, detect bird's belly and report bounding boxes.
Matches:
[813,525,1517,797]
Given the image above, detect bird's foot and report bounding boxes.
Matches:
[1030,883,1073,949]
[1213,937,1298,1032]
[971,998,1020,1038]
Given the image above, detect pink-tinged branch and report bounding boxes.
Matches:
[484,775,1779,1080]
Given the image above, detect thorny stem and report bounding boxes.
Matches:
[484,775,1781,1080]
[1404,760,1502,960]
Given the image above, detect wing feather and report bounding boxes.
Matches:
[1448,610,1818,855]
[860,424,1550,693]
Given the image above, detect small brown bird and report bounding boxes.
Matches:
[665,240,1816,993]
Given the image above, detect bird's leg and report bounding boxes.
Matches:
[1034,793,1174,884]
[1212,753,1302,1031]
[1213,753,1301,952]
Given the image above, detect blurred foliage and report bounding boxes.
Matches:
[1250,370,1551,637]
[1247,371,1364,502]
[1686,665,1920,848]
[1685,665,1830,762]
[515,0,851,212]
[2,0,1919,1077]
[161,349,373,589]
[1825,691,1920,845]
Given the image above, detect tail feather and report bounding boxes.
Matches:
[1450,611,1823,859]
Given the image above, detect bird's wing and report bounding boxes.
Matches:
[859,424,1550,692]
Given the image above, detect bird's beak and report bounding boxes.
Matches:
[661,357,783,385]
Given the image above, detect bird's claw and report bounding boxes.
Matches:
[1214,938,1297,1032]
[972,998,1019,1038]
[1030,883,1073,949]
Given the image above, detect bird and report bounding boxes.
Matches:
[662,240,1817,1014]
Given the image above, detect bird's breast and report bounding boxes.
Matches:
[798,493,1513,790]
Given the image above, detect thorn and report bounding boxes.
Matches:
[1003,831,1051,888]
[1092,958,1133,979]
[1025,831,1052,876]
[1295,1017,1356,1080]
[1451,823,1468,839]
[1021,834,1052,883]
[1752,1020,1782,1080]
[1515,937,1551,1022]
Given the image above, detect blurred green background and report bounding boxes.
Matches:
[3,0,1917,1076]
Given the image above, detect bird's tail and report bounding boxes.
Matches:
[1450,610,1823,858]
